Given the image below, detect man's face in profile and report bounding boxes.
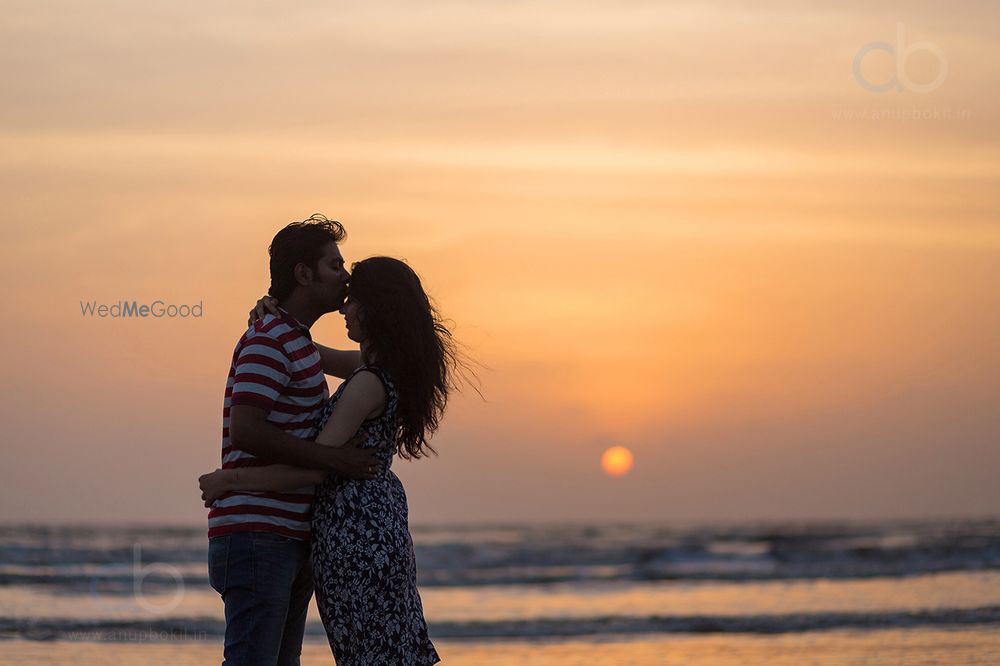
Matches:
[308,242,350,311]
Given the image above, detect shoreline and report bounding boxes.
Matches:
[4,627,1000,665]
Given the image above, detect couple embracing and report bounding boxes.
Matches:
[199,214,460,665]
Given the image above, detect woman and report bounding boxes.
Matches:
[200,256,459,665]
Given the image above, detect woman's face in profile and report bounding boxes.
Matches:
[340,297,365,343]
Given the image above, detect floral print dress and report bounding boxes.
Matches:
[310,366,440,666]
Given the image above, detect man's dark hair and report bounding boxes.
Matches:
[268,214,346,300]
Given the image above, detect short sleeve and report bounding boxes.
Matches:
[230,332,291,412]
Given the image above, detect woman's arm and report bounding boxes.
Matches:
[199,465,326,506]
[247,295,361,378]
[314,370,387,448]
[315,343,363,380]
[200,372,387,506]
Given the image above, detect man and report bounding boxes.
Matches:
[204,214,377,665]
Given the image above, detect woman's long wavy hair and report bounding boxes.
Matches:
[348,257,470,460]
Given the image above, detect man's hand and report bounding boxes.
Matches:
[324,431,382,479]
[248,295,281,326]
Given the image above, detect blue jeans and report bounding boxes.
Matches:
[208,532,314,666]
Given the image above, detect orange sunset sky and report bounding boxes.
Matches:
[1,1,998,525]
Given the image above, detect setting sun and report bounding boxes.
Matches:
[601,446,635,477]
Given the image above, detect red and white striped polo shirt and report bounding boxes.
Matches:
[207,308,329,541]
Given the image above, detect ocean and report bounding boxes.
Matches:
[1,519,998,664]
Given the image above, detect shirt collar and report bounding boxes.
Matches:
[275,306,313,340]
